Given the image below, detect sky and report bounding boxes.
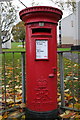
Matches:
[12,0,75,42]
[12,0,73,22]
[13,0,56,9]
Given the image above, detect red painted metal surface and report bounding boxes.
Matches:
[19,6,62,112]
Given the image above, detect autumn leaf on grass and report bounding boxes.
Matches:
[7,99,14,104]
[68,104,74,108]
[57,96,61,102]
[15,99,22,103]
[74,97,78,102]
[74,103,80,109]
[19,103,26,108]
[57,90,60,96]
[58,102,61,106]
[71,114,80,119]
[3,112,8,119]
[60,111,70,118]
[0,115,2,120]
[9,71,13,73]
[15,86,19,89]
[60,110,76,118]
[8,111,20,119]
[6,67,13,70]
[17,90,22,94]
[67,96,73,100]
[16,96,22,100]
[21,115,25,119]
[75,114,80,119]
[64,79,68,83]
[64,93,70,97]
[64,89,69,92]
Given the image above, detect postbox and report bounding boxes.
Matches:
[19,6,62,119]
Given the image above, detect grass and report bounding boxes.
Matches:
[1,42,80,119]
[2,42,24,95]
[2,42,71,52]
[2,42,25,52]
[57,47,71,51]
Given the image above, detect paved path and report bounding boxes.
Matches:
[63,52,80,63]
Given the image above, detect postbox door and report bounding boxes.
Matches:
[26,26,57,112]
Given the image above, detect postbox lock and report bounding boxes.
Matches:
[39,22,44,26]
[49,73,54,78]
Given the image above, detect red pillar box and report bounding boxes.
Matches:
[19,6,62,120]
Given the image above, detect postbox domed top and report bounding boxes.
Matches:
[19,6,63,24]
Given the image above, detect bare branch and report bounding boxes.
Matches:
[49,0,76,12]
[18,0,27,8]
[1,1,18,43]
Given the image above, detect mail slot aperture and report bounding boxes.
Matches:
[32,28,51,34]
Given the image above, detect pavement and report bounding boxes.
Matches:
[63,52,80,63]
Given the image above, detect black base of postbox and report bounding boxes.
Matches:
[25,108,59,120]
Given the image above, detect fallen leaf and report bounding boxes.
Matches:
[19,103,26,108]
[8,111,20,118]
[57,96,61,102]
[64,89,69,92]
[64,93,70,97]
[74,97,78,102]
[0,115,2,120]
[16,96,22,100]
[74,103,80,109]
[17,90,22,94]
[60,111,76,118]
[7,99,14,104]
[75,114,80,118]
[6,67,13,70]
[3,112,8,119]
